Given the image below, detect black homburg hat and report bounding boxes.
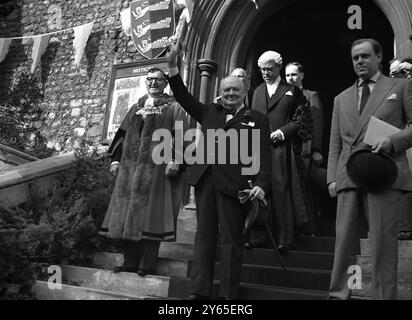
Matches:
[347,148,397,193]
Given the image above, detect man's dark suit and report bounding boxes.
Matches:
[302,89,323,154]
[327,74,412,299]
[301,89,325,233]
[168,73,272,298]
[252,80,309,247]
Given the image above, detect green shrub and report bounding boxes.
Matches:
[0,141,115,299]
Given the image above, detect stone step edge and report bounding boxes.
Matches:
[360,239,412,257]
[239,282,328,297]
[352,276,412,299]
[61,265,171,298]
[101,245,337,260]
[32,280,169,300]
[60,265,332,299]
[356,255,412,279]
[91,253,333,276]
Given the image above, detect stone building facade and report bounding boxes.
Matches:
[0,0,149,153]
[1,0,412,154]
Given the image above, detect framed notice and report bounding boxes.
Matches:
[102,58,170,141]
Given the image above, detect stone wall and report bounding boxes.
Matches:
[0,0,149,152]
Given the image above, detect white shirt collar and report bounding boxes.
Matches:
[358,71,380,87]
[266,76,281,98]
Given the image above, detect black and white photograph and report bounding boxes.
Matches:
[0,0,412,307]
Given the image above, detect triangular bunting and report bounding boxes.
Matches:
[0,38,12,63]
[182,0,194,23]
[30,35,50,73]
[120,7,132,37]
[73,22,94,68]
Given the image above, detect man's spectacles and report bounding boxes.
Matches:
[146,77,166,83]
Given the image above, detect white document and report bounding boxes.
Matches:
[363,116,401,146]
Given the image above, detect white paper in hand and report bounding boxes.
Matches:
[363,116,401,146]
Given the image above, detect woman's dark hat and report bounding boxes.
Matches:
[346,148,397,193]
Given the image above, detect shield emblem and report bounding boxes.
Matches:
[131,0,175,60]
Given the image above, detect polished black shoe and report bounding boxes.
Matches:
[278,244,293,252]
[185,294,210,300]
[302,232,316,238]
[244,242,253,250]
[113,266,138,273]
[137,269,154,277]
[399,231,412,240]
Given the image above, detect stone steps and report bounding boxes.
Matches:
[32,209,412,300]
[361,239,412,257]
[92,252,190,278]
[94,246,334,274]
[357,255,412,278]
[353,276,412,300]
[176,208,196,244]
[293,236,335,253]
[356,239,412,299]
[232,248,334,270]
[36,261,331,300]
[361,239,412,258]
[61,265,171,298]
[213,262,331,291]
[167,277,328,300]
[32,281,171,300]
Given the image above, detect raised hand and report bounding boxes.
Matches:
[166,37,181,68]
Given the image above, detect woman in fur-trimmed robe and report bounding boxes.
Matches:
[99,88,189,275]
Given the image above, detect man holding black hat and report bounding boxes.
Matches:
[327,38,412,300]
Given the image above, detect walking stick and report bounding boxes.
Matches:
[262,207,291,286]
[243,181,291,286]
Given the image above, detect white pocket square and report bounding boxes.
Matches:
[285,91,293,96]
[241,122,255,127]
[387,93,397,100]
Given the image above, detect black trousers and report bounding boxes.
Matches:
[190,168,245,298]
[121,239,160,272]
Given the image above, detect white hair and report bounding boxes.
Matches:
[257,51,283,67]
[230,68,247,77]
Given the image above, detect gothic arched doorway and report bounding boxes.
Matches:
[243,1,393,226]
[247,0,394,160]
[184,0,409,230]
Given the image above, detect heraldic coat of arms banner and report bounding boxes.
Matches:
[130,0,176,60]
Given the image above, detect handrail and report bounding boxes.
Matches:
[0,152,77,190]
[0,143,40,163]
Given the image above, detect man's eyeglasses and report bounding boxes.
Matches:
[146,77,166,83]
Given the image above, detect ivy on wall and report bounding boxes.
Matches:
[0,69,53,158]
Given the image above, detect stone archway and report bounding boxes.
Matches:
[185,0,412,97]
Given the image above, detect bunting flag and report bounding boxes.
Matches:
[73,22,94,68]
[30,35,50,73]
[178,0,194,23]
[0,38,12,63]
[0,2,179,68]
[251,0,258,9]
[120,7,132,36]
